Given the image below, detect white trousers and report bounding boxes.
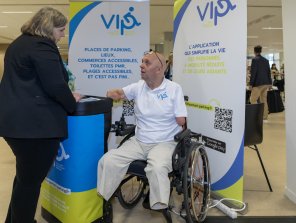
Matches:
[97,136,176,209]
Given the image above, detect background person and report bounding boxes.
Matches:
[97,51,187,215]
[164,52,173,80]
[0,7,82,223]
[271,63,280,82]
[249,45,272,121]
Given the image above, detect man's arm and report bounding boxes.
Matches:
[106,89,126,100]
[249,58,257,87]
[176,117,186,126]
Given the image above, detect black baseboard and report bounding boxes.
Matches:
[204,216,296,223]
[41,207,104,223]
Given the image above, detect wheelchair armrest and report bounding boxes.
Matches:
[174,129,191,142]
[189,131,202,141]
[118,124,136,136]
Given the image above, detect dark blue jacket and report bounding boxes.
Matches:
[250,55,272,87]
[0,34,76,138]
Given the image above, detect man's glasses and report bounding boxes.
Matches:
[144,51,163,68]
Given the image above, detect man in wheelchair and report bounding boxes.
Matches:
[97,51,187,217]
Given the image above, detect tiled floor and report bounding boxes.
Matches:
[1,111,296,223]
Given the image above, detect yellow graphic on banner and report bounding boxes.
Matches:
[69,2,93,20]
[112,100,123,106]
[186,101,213,111]
[214,177,244,204]
[174,0,186,19]
[185,98,221,111]
[41,181,103,223]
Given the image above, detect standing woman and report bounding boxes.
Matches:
[271,63,280,82]
[0,7,82,223]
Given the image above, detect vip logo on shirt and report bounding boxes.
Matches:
[157,92,168,100]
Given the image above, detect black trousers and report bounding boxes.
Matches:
[4,138,60,223]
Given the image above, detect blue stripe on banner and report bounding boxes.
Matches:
[211,136,244,190]
[69,2,101,45]
[173,0,191,44]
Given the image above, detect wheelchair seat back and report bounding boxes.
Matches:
[127,160,147,178]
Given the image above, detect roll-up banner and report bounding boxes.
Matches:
[68,0,149,147]
[174,0,247,204]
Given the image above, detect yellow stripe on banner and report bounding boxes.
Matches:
[174,0,187,19]
[214,177,244,203]
[69,2,93,20]
[41,181,103,223]
[186,101,214,111]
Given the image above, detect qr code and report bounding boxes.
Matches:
[214,107,233,133]
[122,99,135,116]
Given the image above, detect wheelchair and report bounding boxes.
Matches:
[110,115,211,223]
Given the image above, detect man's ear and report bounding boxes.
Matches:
[156,65,163,74]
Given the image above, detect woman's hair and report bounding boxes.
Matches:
[21,7,67,42]
[271,63,278,70]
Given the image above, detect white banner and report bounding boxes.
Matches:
[174,0,246,201]
[69,1,149,96]
[69,1,149,148]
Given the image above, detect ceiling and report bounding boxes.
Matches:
[0,0,283,56]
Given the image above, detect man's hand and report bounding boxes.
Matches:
[106,89,125,100]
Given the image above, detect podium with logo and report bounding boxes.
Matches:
[41,96,112,223]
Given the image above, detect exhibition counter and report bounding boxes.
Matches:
[41,96,112,223]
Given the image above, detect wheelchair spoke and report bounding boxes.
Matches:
[117,175,145,209]
[122,179,143,201]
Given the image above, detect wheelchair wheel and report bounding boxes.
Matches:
[117,174,146,209]
[183,143,210,222]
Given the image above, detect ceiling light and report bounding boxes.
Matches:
[2,11,33,14]
[262,27,283,30]
[0,26,8,28]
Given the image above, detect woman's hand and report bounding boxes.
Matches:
[72,92,84,102]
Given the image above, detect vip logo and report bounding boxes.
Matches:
[196,0,236,26]
[157,92,168,100]
[100,6,141,35]
[56,143,70,162]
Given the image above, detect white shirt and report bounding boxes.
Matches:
[123,78,187,143]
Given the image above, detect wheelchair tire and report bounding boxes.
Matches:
[117,174,146,209]
[183,143,211,223]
